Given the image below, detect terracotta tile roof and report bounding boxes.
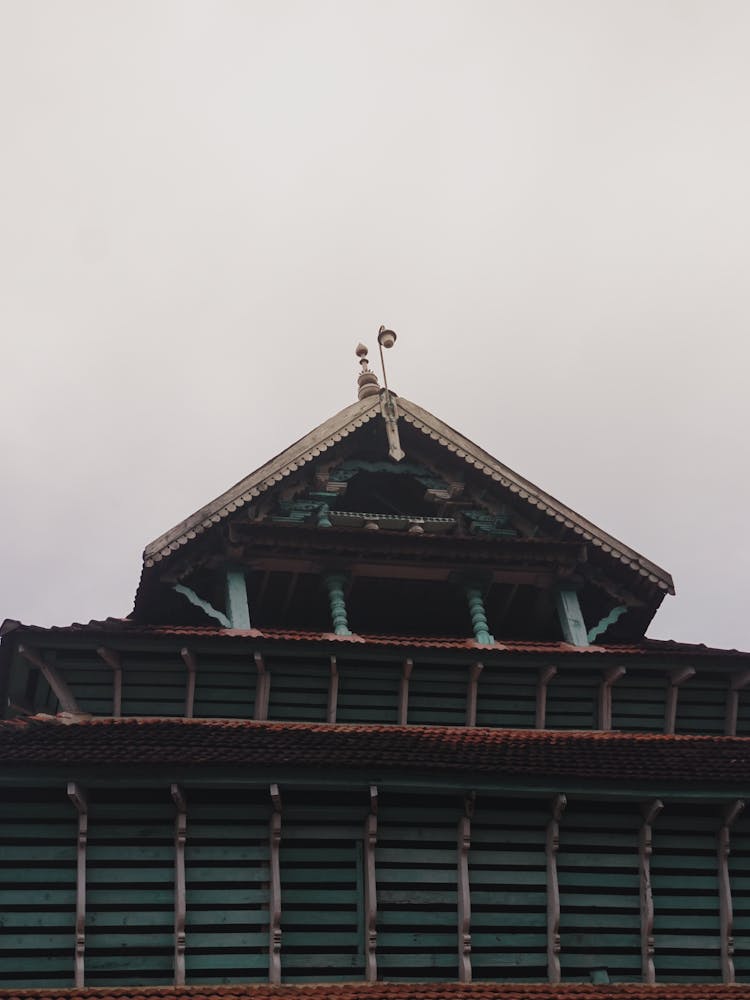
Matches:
[0,982,745,999]
[4,620,749,659]
[2,717,748,783]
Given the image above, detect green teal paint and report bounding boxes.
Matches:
[464,585,494,645]
[587,606,628,643]
[462,510,517,539]
[324,574,352,636]
[555,588,588,647]
[173,585,231,628]
[225,569,251,629]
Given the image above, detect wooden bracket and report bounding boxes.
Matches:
[639,798,664,984]
[18,645,81,714]
[725,670,750,736]
[598,665,626,731]
[269,784,283,984]
[67,782,88,988]
[96,647,122,717]
[719,799,746,983]
[170,784,187,986]
[364,785,379,982]
[327,656,339,724]
[253,653,270,721]
[466,663,483,727]
[398,658,413,725]
[664,667,696,734]
[457,794,473,983]
[546,793,567,984]
[180,648,197,719]
[173,584,231,628]
[536,666,557,729]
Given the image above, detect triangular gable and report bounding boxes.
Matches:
[142,392,673,595]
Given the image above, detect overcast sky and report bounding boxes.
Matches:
[1,1,748,649]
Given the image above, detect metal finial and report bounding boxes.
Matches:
[356,343,380,400]
[376,326,397,393]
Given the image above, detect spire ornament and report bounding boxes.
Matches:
[356,343,380,400]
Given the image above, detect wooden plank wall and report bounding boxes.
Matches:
[730,809,750,982]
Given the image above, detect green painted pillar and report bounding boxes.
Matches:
[225,568,251,629]
[555,587,588,647]
[324,573,352,636]
[464,584,494,645]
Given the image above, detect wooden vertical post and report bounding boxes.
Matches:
[639,798,663,984]
[554,588,588,647]
[725,671,750,736]
[718,799,745,983]
[67,782,88,988]
[536,666,556,729]
[457,793,474,983]
[225,568,251,628]
[171,784,187,985]
[327,656,339,724]
[364,785,378,981]
[96,648,122,717]
[598,666,626,731]
[664,667,695,734]
[464,584,494,645]
[254,653,270,721]
[269,784,282,984]
[180,648,197,718]
[324,573,352,636]
[546,793,567,983]
[398,658,413,725]
[465,663,483,727]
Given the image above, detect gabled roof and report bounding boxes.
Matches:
[142,392,673,594]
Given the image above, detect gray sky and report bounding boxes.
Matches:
[1,1,749,649]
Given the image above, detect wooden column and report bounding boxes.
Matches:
[554,588,588,647]
[598,666,626,730]
[364,785,378,981]
[18,645,80,713]
[254,653,270,721]
[269,784,282,984]
[96,647,122,717]
[546,793,567,983]
[664,667,695,734]
[225,568,251,628]
[464,584,494,645]
[725,671,750,736]
[171,784,187,985]
[67,782,88,987]
[327,656,339,723]
[639,798,663,984]
[465,663,483,727]
[398,658,413,725]
[180,648,197,718]
[718,799,746,983]
[457,793,474,983]
[324,573,352,636]
[536,666,557,729]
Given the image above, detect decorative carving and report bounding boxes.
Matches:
[324,574,352,636]
[587,605,628,643]
[463,509,517,539]
[172,584,231,629]
[464,584,494,645]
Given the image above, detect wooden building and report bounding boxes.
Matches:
[1,345,749,1000]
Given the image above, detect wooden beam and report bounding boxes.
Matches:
[398,658,413,725]
[598,666,626,731]
[555,588,588,647]
[457,793,474,983]
[170,784,187,986]
[719,799,746,983]
[327,656,339,724]
[269,784,282,984]
[364,785,378,982]
[180,648,197,719]
[465,663,483,728]
[324,573,352,636]
[664,667,696,734]
[725,670,750,736]
[536,666,557,730]
[546,793,567,983]
[18,645,80,714]
[67,782,88,988]
[639,798,663,984]
[96,648,122,717]
[225,568,251,629]
[253,653,270,721]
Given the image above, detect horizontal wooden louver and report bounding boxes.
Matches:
[545,671,598,730]
[408,664,467,726]
[56,652,113,715]
[611,672,667,733]
[674,675,727,735]
[121,654,185,716]
[737,689,750,736]
[85,790,174,985]
[280,795,366,982]
[337,660,401,723]
[267,658,329,722]
[469,797,547,979]
[557,801,640,982]
[651,805,722,982]
[184,790,270,983]
[193,655,255,718]
[0,788,76,987]
[729,809,750,981]
[476,668,536,728]
[376,794,459,980]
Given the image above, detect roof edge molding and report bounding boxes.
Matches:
[142,391,674,594]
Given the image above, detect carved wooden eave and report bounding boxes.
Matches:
[140,392,674,597]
